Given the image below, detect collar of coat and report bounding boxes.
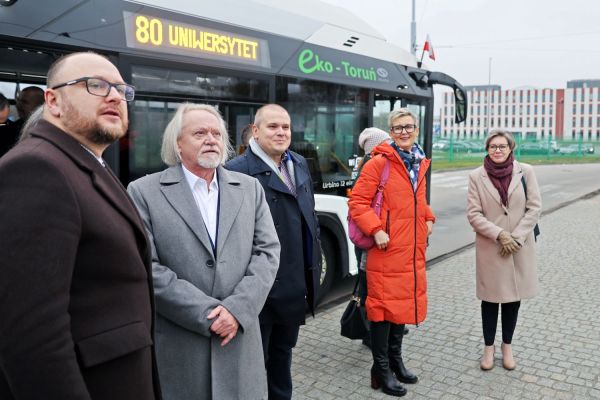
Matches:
[243,146,311,191]
[27,118,149,254]
[158,164,246,256]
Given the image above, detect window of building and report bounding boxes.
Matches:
[573,117,577,127]
[549,118,552,127]
[519,91,523,102]
[573,104,577,114]
[581,104,585,114]
[542,105,546,114]
[549,91,553,102]
[541,130,545,139]
[581,117,585,126]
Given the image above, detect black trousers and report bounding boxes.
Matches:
[260,323,301,400]
[481,300,521,346]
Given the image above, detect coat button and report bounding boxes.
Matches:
[266,171,271,175]
[206,260,215,268]
[504,212,508,215]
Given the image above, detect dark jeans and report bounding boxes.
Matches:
[260,323,301,400]
[481,300,521,346]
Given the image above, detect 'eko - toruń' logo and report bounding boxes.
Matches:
[298,49,378,81]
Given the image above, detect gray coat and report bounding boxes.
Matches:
[467,161,541,303]
[128,165,280,400]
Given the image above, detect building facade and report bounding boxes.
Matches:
[440,80,600,142]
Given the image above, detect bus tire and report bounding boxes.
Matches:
[317,231,336,304]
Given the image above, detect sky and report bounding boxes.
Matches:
[320,0,600,92]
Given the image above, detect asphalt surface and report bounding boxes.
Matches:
[291,193,600,399]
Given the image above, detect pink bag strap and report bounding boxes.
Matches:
[376,158,390,192]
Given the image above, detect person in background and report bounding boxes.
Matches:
[0,92,17,157]
[238,123,253,154]
[14,86,45,135]
[466,129,541,371]
[0,51,161,400]
[349,109,434,397]
[17,104,44,142]
[0,92,9,124]
[128,103,280,400]
[354,127,391,349]
[226,104,320,400]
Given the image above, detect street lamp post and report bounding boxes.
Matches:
[486,57,492,135]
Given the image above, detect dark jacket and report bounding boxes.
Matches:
[226,148,320,324]
[0,120,161,400]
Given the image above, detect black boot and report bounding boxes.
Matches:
[388,323,418,384]
[370,322,407,397]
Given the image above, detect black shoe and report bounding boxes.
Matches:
[370,322,407,397]
[388,324,418,384]
[371,365,407,397]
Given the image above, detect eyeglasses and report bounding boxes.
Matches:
[489,144,509,152]
[391,124,417,134]
[51,77,135,102]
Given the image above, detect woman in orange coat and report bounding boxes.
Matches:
[348,108,434,397]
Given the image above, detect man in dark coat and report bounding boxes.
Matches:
[226,104,320,400]
[0,52,161,400]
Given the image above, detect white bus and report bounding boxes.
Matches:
[0,0,467,301]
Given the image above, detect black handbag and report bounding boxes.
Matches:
[340,276,369,340]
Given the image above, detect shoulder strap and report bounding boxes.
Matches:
[521,175,528,200]
[379,158,391,187]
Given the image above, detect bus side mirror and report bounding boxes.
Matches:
[427,71,468,124]
[410,71,468,124]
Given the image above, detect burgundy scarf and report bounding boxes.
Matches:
[483,153,514,206]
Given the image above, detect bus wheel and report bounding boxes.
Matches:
[317,232,336,304]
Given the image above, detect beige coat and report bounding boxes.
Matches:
[467,161,541,303]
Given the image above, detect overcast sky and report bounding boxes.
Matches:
[321,0,600,91]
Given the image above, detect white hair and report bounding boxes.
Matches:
[161,103,234,166]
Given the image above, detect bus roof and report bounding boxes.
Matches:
[130,0,418,67]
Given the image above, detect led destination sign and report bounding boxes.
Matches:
[123,11,270,67]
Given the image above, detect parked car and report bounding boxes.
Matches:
[432,140,449,151]
[558,144,595,155]
[519,142,551,155]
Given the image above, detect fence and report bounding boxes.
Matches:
[432,136,600,165]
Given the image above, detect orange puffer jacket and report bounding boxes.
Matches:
[348,143,435,325]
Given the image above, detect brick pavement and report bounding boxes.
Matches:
[292,194,600,399]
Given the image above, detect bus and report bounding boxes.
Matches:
[0,0,467,302]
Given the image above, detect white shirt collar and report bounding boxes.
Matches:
[181,164,219,192]
[80,144,105,167]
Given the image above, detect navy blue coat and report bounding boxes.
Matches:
[226,148,320,324]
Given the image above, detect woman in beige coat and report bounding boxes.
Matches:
[466,129,541,371]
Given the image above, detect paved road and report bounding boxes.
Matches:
[428,163,600,260]
[324,163,600,306]
[293,193,600,399]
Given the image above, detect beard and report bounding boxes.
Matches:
[197,152,221,169]
[62,98,128,145]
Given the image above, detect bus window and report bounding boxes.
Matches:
[276,77,369,194]
[127,100,179,181]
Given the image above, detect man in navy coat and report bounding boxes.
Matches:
[226,104,320,400]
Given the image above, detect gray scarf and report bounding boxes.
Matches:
[248,137,296,189]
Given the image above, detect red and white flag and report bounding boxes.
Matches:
[423,34,435,61]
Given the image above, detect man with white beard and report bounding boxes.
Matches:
[127,103,280,400]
